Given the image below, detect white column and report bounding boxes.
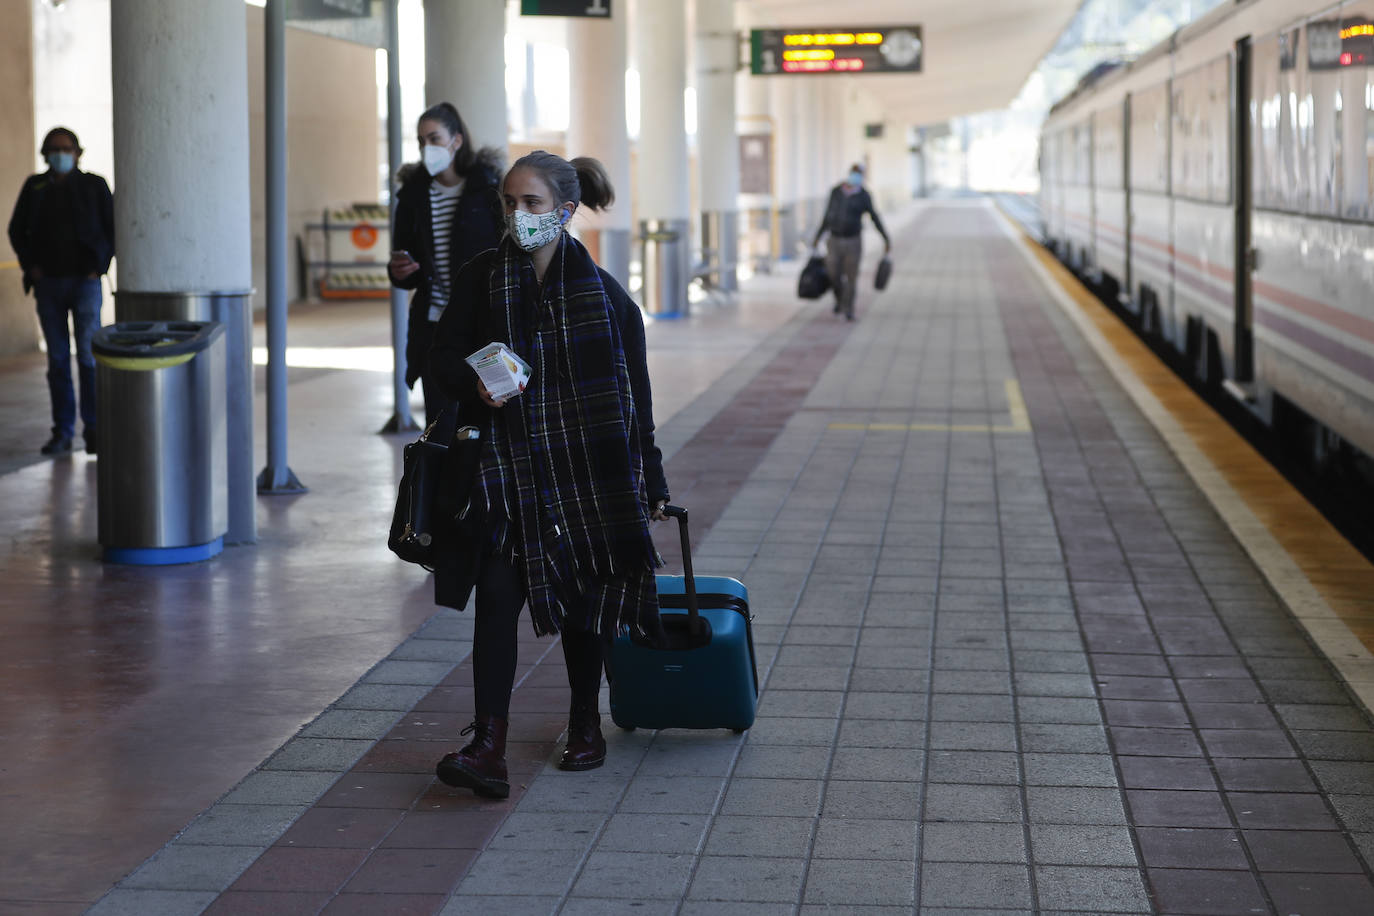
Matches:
[695,0,738,290]
[111,0,256,543]
[734,65,773,268]
[111,0,251,291]
[424,0,508,155]
[634,0,690,314]
[825,82,846,186]
[567,11,631,287]
[769,77,801,258]
[797,79,827,245]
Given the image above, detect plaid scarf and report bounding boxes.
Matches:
[474,233,660,637]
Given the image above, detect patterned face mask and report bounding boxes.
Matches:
[506,207,568,251]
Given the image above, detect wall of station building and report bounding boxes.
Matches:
[0,0,919,359]
[0,0,378,358]
[0,0,36,356]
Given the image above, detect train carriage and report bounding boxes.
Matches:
[1041,0,1374,464]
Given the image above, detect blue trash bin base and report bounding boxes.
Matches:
[103,537,224,566]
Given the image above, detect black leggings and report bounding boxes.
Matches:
[472,553,607,720]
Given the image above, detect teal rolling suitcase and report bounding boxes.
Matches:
[609,506,758,732]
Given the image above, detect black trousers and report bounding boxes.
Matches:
[473,553,607,720]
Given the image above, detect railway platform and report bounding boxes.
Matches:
[5,200,1374,915]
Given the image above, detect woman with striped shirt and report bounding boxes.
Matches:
[388,102,504,425]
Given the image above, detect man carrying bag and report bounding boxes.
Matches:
[812,163,890,321]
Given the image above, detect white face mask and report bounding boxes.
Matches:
[506,207,568,251]
[422,143,454,176]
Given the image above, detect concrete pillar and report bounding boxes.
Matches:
[734,67,773,269]
[694,0,738,291]
[111,0,256,543]
[634,0,690,315]
[797,79,826,246]
[824,82,846,186]
[423,0,508,155]
[567,10,631,287]
[769,77,800,258]
[0,0,36,356]
[111,0,251,291]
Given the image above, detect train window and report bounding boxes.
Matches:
[1208,56,1233,204]
[1254,32,1283,209]
[1280,25,1309,211]
[1073,121,1092,186]
[1309,16,1344,215]
[1055,129,1071,186]
[1130,82,1170,194]
[1172,58,1232,204]
[1340,2,1374,220]
[1094,103,1124,189]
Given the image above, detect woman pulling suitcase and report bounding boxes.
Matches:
[427,151,670,799]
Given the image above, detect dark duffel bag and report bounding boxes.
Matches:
[797,255,831,299]
[874,255,893,290]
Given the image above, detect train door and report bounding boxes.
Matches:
[1233,36,1254,382]
[1123,95,1132,307]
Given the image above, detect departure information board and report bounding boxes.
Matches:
[750,26,923,75]
[520,0,611,16]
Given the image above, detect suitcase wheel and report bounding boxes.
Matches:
[732,728,746,734]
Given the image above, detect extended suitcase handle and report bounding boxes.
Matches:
[662,505,702,635]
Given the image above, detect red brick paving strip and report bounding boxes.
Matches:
[207,261,892,913]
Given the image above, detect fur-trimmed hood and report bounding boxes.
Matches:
[396,145,505,189]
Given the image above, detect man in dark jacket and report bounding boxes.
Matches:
[812,162,890,321]
[8,127,114,455]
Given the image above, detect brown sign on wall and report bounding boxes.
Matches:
[739,134,772,195]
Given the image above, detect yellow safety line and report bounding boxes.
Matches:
[829,379,1032,433]
[0,260,19,270]
[999,206,1374,703]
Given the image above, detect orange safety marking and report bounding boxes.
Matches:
[351,223,379,249]
[1025,234,1374,656]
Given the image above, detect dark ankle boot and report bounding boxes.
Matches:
[436,715,509,798]
[559,700,607,771]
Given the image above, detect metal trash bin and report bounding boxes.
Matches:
[115,289,255,545]
[639,219,689,318]
[93,320,227,565]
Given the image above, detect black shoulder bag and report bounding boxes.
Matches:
[388,410,481,570]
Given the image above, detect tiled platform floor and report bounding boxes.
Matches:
[5,200,1374,915]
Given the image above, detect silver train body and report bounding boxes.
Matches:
[1041,0,1374,460]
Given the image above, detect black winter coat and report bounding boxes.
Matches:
[7,169,115,293]
[425,245,670,611]
[389,155,504,387]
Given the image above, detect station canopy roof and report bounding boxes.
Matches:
[741,0,1081,125]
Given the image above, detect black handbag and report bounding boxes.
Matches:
[798,255,831,299]
[389,410,480,569]
[874,255,893,291]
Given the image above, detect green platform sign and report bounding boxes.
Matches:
[750,25,923,75]
[521,0,611,16]
[288,0,370,19]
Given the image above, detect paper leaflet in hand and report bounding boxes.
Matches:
[465,342,532,400]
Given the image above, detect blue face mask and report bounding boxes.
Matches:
[847,170,863,186]
[46,151,75,174]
